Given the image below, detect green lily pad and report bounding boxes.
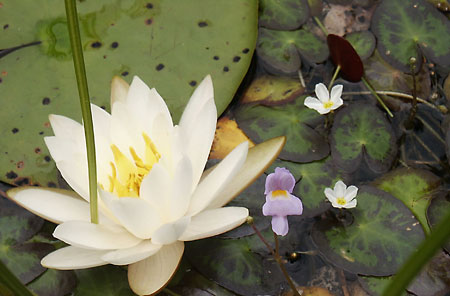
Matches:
[446,124,450,166]
[0,196,50,284]
[427,194,450,252]
[345,31,375,61]
[259,0,310,30]
[257,27,329,75]
[0,0,257,186]
[312,186,425,276]
[373,167,441,235]
[371,0,450,72]
[169,269,236,296]
[186,236,285,295]
[330,103,397,173]
[268,157,343,218]
[28,269,77,296]
[234,95,330,163]
[74,265,134,296]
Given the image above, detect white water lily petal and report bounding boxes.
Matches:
[315,83,329,103]
[139,161,171,213]
[346,199,357,208]
[111,75,130,106]
[44,137,81,163]
[54,221,142,250]
[48,114,84,141]
[188,141,248,216]
[168,156,193,221]
[100,190,162,239]
[330,84,343,102]
[179,207,248,241]
[41,246,108,270]
[128,241,184,296]
[207,137,285,209]
[345,185,358,200]
[324,188,336,202]
[179,75,216,187]
[102,240,162,265]
[334,180,347,197]
[151,216,191,245]
[56,159,89,201]
[7,187,92,224]
[304,97,327,114]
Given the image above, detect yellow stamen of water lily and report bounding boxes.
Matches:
[336,197,347,205]
[323,101,334,109]
[107,133,160,197]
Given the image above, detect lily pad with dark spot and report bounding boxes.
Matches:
[257,27,329,75]
[259,0,310,30]
[373,167,441,235]
[312,186,425,276]
[234,95,330,163]
[371,0,450,72]
[329,103,397,173]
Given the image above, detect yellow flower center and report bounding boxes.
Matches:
[105,133,160,197]
[336,197,347,206]
[271,190,289,199]
[323,101,334,109]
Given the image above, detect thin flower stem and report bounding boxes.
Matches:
[64,0,98,224]
[273,232,302,296]
[250,223,275,256]
[0,259,35,296]
[361,77,394,118]
[329,65,341,90]
[382,207,450,296]
[342,91,438,111]
[314,16,328,35]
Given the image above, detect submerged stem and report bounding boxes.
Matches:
[314,16,328,35]
[64,0,98,224]
[329,65,341,90]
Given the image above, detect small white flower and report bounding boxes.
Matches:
[324,180,358,209]
[304,83,343,114]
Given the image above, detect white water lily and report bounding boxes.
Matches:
[7,75,285,295]
[304,83,343,114]
[324,180,358,209]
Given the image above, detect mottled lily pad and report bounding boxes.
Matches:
[358,275,408,296]
[268,157,343,218]
[330,103,397,173]
[257,27,329,75]
[345,31,376,61]
[373,168,441,234]
[28,269,77,296]
[186,235,285,295]
[371,0,450,72]
[234,95,330,163]
[240,75,305,106]
[0,196,49,284]
[259,0,310,30]
[312,186,425,276]
[427,194,450,252]
[74,265,135,296]
[0,0,258,186]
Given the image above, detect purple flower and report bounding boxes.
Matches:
[262,167,303,236]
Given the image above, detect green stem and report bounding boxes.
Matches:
[382,208,450,296]
[0,260,35,296]
[329,65,341,90]
[273,232,302,296]
[314,16,328,35]
[361,77,394,118]
[64,0,98,224]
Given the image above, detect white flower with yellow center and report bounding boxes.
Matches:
[7,75,285,295]
[324,180,358,209]
[304,83,343,114]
